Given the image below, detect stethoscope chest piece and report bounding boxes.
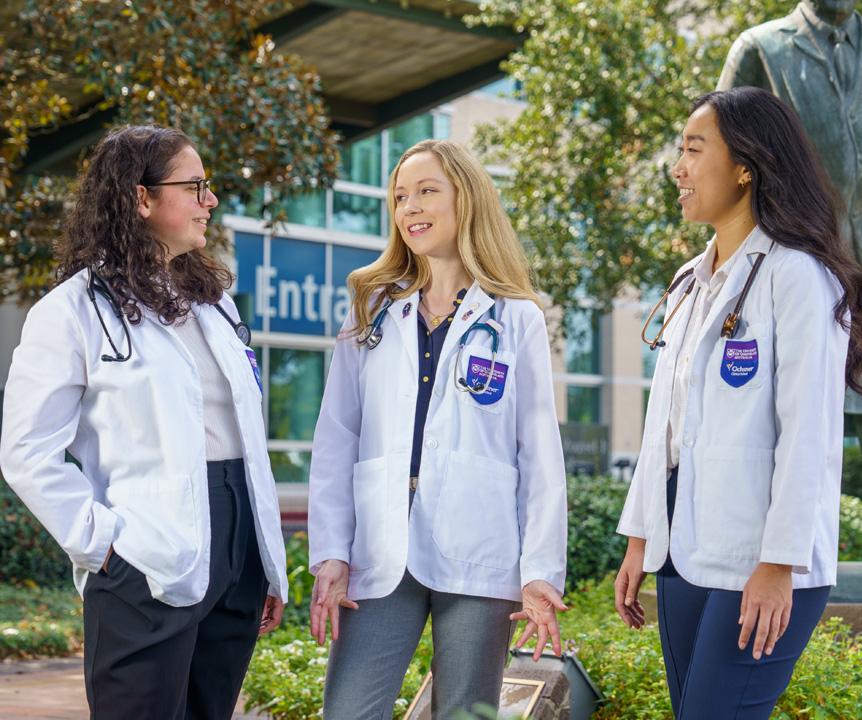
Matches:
[362,329,383,349]
[235,322,252,347]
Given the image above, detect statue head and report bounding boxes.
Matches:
[805,0,857,27]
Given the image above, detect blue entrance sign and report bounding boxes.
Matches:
[234,231,381,336]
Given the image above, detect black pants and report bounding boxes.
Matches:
[83,459,268,720]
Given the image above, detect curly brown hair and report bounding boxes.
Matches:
[56,125,231,325]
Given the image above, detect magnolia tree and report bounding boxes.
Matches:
[472,0,794,312]
[1,0,341,301]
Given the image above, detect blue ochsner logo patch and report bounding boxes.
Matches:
[720,339,758,387]
[465,355,509,405]
[245,349,263,392]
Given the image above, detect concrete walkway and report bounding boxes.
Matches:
[0,656,263,719]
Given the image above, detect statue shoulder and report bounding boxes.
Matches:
[718,10,804,90]
[739,9,804,50]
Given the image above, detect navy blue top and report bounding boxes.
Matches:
[409,288,468,478]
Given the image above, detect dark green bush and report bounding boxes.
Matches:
[0,479,69,587]
[566,474,629,590]
[843,444,862,499]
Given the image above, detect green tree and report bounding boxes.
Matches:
[472,0,794,312]
[0,0,341,302]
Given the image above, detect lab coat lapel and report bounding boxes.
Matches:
[693,231,774,351]
[660,257,703,366]
[387,290,420,381]
[195,302,244,389]
[139,304,197,372]
[438,283,496,367]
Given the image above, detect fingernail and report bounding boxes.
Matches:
[738,642,745,649]
[624,599,631,606]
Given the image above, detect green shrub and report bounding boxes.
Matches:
[843,444,862,499]
[282,531,315,626]
[244,572,861,720]
[243,617,433,720]
[839,493,862,561]
[0,479,70,587]
[566,474,629,590]
[772,617,862,719]
[0,584,82,660]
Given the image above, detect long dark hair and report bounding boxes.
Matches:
[56,125,231,325]
[693,87,862,393]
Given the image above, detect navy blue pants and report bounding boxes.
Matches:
[657,469,830,719]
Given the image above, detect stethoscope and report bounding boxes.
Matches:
[87,267,252,362]
[357,295,504,395]
[641,252,766,351]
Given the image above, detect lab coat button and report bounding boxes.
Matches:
[425,438,438,449]
[683,435,694,448]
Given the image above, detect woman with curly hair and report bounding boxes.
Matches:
[0,125,288,720]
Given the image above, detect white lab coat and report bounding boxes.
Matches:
[618,227,849,590]
[308,282,568,602]
[0,269,289,607]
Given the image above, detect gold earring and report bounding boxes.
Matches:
[738,177,751,188]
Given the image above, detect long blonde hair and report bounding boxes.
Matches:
[347,139,540,334]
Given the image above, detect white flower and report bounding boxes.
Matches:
[2,628,20,636]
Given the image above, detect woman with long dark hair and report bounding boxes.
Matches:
[0,125,288,719]
[614,86,861,718]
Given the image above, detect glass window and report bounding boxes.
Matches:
[332,192,382,235]
[565,309,600,375]
[340,135,383,187]
[269,450,312,484]
[477,77,524,99]
[434,112,452,140]
[567,385,601,425]
[284,191,326,228]
[387,114,435,172]
[268,349,325,441]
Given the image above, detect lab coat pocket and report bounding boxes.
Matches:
[454,346,515,415]
[432,450,520,570]
[350,456,388,571]
[709,321,770,391]
[696,445,774,556]
[107,473,200,580]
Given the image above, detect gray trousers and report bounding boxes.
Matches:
[323,570,520,720]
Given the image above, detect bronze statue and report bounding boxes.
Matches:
[719,0,862,421]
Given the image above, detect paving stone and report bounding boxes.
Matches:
[0,656,262,719]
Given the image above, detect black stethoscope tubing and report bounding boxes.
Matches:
[87,268,252,363]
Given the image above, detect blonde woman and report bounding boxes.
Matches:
[307,140,568,719]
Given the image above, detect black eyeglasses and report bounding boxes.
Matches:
[147,178,214,205]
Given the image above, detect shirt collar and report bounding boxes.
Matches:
[694,225,771,289]
[800,1,858,49]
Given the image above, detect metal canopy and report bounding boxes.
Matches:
[16,0,522,173]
